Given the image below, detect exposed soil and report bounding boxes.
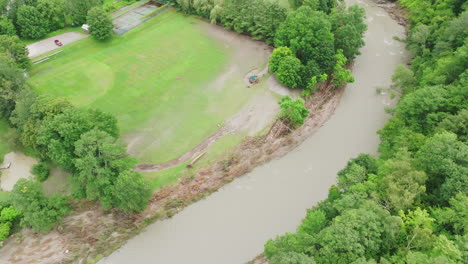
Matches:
[0,152,37,191]
[375,0,409,27]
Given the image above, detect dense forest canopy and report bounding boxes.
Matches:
[264,0,468,263]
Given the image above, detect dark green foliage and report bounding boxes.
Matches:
[31,162,50,182]
[16,5,47,39]
[72,129,150,213]
[37,0,66,32]
[11,179,69,232]
[270,252,316,264]
[87,7,114,40]
[275,6,335,73]
[0,54,25,119]
[10,91,72,152]
[264,1,468,262]
[0,35,30,69]
[416,132,468,204]
[111,170,152,213]
[278,96,310,127]
[67,0,100,25]
[270,47,294,73]
[219,0,288,44]
[0,17,17,36]
[38,108,118,170]
[275,56,304,88]
[330,5,367,60]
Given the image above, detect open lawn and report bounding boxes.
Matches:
[28,9,271,164]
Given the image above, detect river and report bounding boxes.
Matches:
[100,0,408,263]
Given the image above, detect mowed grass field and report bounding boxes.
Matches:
[28,9,266,164]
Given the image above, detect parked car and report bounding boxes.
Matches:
[54,39,63,46]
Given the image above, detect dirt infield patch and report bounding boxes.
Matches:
[26,32,88,58]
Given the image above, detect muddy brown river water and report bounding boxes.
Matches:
[100,0,408,263]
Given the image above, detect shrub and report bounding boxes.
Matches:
[31,162,50,182]
[278,96,310,127]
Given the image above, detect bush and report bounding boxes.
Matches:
[87,7,114,40]
[31,162,50,182]
[278,96,310,127]
[276,56,304,88]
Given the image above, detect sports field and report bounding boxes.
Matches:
[28,9,271,164]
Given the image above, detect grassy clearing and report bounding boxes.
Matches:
[29,10,264,164]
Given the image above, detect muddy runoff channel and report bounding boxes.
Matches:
[100,0,408,263]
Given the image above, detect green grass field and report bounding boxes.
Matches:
[28,10,266,164]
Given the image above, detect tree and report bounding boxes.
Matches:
[67,0,100,25]
[376,150,427,212]
[275,6,335,73]
[270,47,294,73]
[278,96,310,127]
[11,179,69,232]
[73,129,150,213]
[16,5,47,39]
[0,17,17,36]
[38,108,119,170]
[37,0,66,32]
[315,203,400,263]
[87,7,114,40]
[0,54,25,119]
[72,129,135,208]
[432,193,468,236]
[416,132,468,204]
[297,209,327,235]
[31,162,50,182]
[270,252,316,264]
[0,35,30,69]
[275,55,304,88]
[332,49,354,88]
[399,208,435,251]
[396,86,450,134]
[10,91,72,152]
[330,5,367,60]
[391,64,416,94]
[436,109,468,143]
[112,171,152,213]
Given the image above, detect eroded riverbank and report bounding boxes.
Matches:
[100,0,409,263]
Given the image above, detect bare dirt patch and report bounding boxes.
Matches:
[26,32,88,58]
[0,152,37,191]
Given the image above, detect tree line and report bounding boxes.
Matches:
[0,0,116,40]
[263,1,467,263]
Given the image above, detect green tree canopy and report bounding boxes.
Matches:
[11,179,69,232]
[278,96,310,127]
[16,5,47,39]
[38,108,118,170]
[275,6,335,73]
[87,7,114,40]
[0,35,30,69]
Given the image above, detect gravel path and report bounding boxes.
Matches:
[26,32,88,58]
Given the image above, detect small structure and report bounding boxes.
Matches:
[249,75,259,84]
[82,24,90,34]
